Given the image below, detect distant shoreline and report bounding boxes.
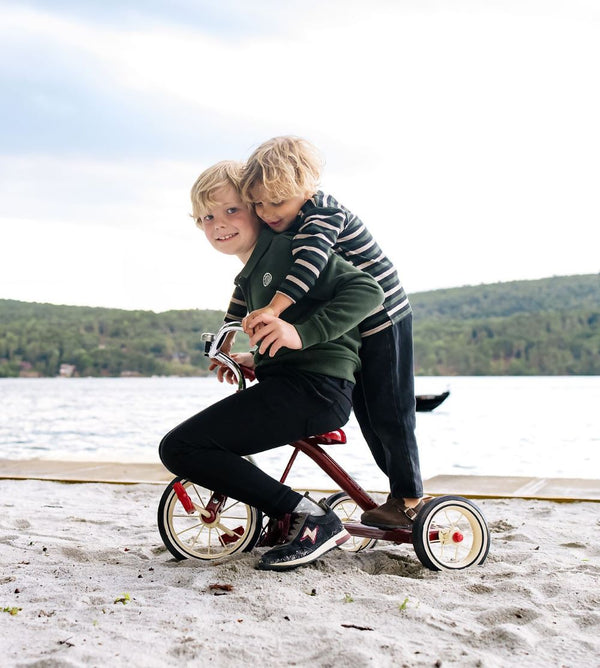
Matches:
[2,275,599,377]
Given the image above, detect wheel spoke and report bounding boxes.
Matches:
[188,526,205,551]
[214,521,237,537]
[175,521,205,536]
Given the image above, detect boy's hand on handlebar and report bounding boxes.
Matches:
[231,352,255,369]
[215,363,235,384]
[248,314,302,357]
[211,352,255,384]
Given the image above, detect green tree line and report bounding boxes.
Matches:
[1,274,598,377]
[0,302,225,378]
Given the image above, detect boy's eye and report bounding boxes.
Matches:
[203,214,214,223]
[226,207,238,214]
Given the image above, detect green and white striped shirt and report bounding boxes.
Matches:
[225,191,411,337]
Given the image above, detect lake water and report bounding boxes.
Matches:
[1,376,598,490]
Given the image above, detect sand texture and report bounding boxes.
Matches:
[1,479,599,667]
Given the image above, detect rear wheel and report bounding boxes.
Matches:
[157,477,263,561]
[412,495,490,571]
[326,491,377,552]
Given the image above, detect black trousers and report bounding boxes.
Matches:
[159,368,353,518]
[352,314,423,498]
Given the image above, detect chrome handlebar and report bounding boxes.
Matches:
[201,321,247,391]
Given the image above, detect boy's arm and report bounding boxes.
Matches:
[243,206,345,331]
[279,206,346,303]
[293,263,383,349]
[249,257,384,357]
[224,285,248,323]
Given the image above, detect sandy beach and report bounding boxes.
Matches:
[1,478,599,667]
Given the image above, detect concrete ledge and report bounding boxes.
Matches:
[424,474,600,502]
[0,459,171,485]
[0,459,598,501]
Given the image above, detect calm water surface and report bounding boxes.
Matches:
[1,376,598,490]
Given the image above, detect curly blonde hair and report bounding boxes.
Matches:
[240,136,323,203]
[190,160,246,228]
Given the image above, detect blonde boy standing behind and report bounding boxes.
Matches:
[228,136,425,528]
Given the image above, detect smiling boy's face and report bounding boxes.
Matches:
[201,184,261,263]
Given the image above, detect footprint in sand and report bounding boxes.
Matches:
[489,519,516,533]
[478,605,541,626]
[353,551,427,579]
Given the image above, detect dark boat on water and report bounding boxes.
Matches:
[415,390,450,412]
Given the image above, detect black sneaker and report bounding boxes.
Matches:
[257,505,349,571]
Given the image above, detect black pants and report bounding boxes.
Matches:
[352,314,423,498]
[159,368,353,518]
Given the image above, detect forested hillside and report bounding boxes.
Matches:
[1,274,598,377]
[410,274,600,375]
[410,274,599,320]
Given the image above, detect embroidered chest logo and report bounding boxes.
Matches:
[262,272,272,287]
[300,527,319,544]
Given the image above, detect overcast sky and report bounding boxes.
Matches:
[1,0,598,313]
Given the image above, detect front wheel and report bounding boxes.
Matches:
[412,495,490,571]
[157,478,263,561]
[326,491,378,552]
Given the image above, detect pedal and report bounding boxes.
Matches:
[219,526,245,546]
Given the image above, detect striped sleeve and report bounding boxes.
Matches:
[277,207,347,303]
[224,285,247,322]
